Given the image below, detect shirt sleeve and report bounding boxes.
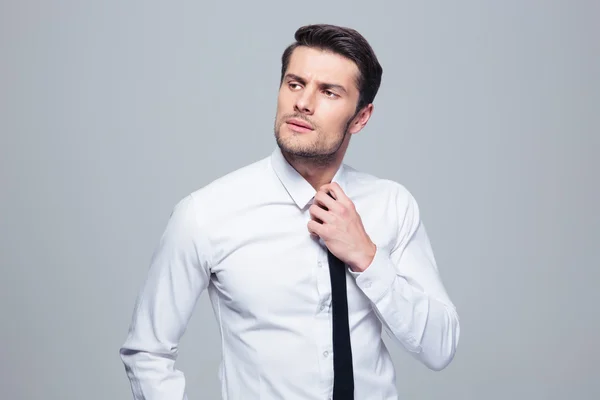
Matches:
[350,185,460,371]
[119,194,212,399]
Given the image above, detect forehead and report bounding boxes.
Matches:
[286,46,359,90]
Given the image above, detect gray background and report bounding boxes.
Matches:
[1,1,598,399]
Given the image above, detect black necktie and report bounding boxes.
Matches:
[327,249,354,399]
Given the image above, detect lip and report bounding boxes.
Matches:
[286,118,314,131]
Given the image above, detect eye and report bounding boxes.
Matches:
[323,90,338,98]
[288,82,302,90]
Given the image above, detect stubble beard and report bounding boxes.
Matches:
[273,115,353,168]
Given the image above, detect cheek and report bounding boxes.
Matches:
[277,89,294,109]
[318,102,352,131]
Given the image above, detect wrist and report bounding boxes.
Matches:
[350,242,377,272]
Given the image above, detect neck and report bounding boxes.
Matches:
[281,135,350,191]
[282,151,342,191]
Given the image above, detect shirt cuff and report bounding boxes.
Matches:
[349,245,397,304]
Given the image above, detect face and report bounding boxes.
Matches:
[274,46,371,165]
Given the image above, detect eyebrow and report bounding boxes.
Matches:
[284,73,348,95]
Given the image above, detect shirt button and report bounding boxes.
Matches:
[323,351,329,357]
[364,281,372,288]
[318,261,323,267]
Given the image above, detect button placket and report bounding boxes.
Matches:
[315,256,331,305]
[307,206,335,392]
[314,250,334,390]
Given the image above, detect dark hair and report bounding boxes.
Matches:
[280,24,383,112]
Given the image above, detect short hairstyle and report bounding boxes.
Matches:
[280,24,383,112]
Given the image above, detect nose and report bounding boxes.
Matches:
[294,89,315,115]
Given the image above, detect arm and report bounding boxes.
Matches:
[351,187,460,371]
[119,194,212,399]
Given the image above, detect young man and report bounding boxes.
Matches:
[120,24,460,400]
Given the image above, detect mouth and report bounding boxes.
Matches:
[285,118,314,133]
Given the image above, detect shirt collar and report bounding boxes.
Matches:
[270,146,348,210]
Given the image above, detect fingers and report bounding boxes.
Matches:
[307,219,322,238]
[308,219,333,238]
[314,191,337,212]
[318,182,350,207]
[308,182,350,239]
[309,202,331,225]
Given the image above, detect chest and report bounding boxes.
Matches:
[207,200,396,317]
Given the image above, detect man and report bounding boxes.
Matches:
[119,24,460,400]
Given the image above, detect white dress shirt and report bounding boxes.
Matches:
[119,146,460,400]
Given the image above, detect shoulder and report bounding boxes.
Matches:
[174,154,271,222]
[344,164,419,210]
[344,164,421,241]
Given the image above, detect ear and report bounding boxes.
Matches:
[348,104,374,135]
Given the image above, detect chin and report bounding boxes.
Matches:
[277,140,307,155]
